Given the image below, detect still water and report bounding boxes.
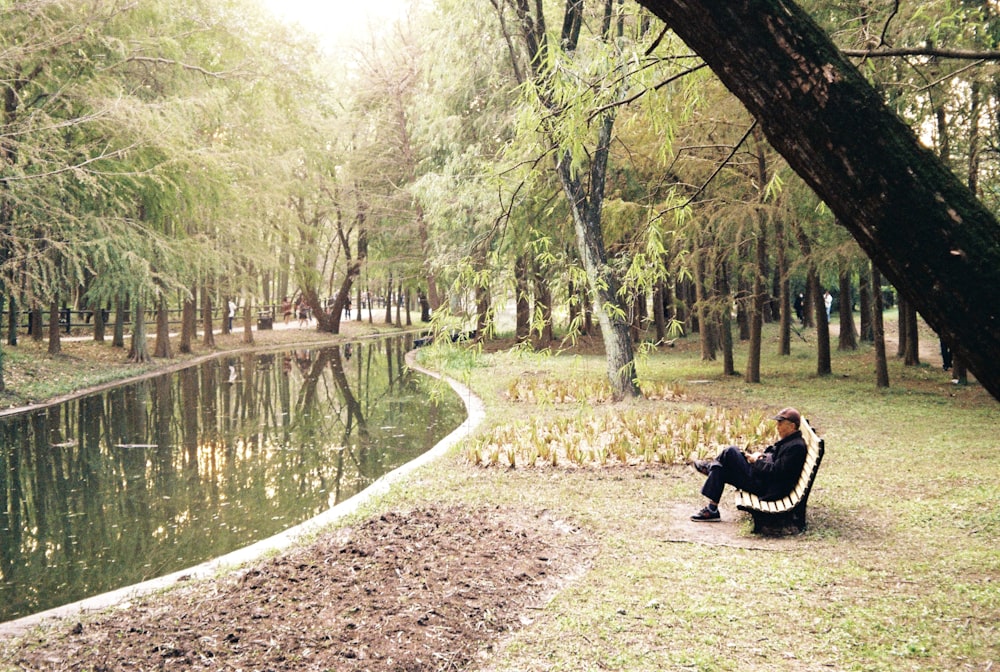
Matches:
[0,337,464,622]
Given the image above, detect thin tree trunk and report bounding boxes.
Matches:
[796,225,830,375]
[242,302,254,345]
[515,254,530,343]
[179,293,195,354]
[719,261,735,376]
[652,279,666,345]
[201,284,215,349]
[532,260,553,344]
[746,132,769,382]
[904,300,920,366]
[113,296,125,348]
[858,264,873,342]
[838,263,857,350]
[695,245,715,362]
[47,300,61,355]
[896,295,908,359]
[384,274,393,325]
[746,216,766,383]
[775,216,791,356]
[872,263,889,388]
[6,298,17,346]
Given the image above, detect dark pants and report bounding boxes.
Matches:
[701,446,757,503]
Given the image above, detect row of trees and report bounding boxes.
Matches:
[2,0,998,399]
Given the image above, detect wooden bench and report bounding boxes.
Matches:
[734,417,824,535]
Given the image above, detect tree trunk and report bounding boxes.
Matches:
[179,293,195,354]
[242,302,254,345]
[153,296,172,359]
[872,263,890,388]
[47,301,61,355]
[93,303,106,343]
[904,300,920,366]
[384,274,393,325]
[557,135,639,398]
[652,279,666,345]
[532,260,553,344]
[719,261,735,376]
[113,296,125,348]
[201,284,215,348]
[746,217,766,383]
[775,216,791,356]
[694,245,715,362]
[895,298,907,358]
[128,300,151,363]
[858,265,873,342]
[838,264,857,350]
[475,284,488,341]
[6,299,17,346]
[746,130,768,382]
[30,305,42,341]
[515,254,530,343]
[636,0,1000,400]
[796,225,830,375]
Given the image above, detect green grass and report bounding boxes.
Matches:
[402,322,999,671]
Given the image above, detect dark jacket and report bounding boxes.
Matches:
[750,430,807,500]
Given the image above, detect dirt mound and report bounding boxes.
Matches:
[3,506,593,671]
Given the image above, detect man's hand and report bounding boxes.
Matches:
[748,451,765,463]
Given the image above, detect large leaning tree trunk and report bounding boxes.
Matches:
[636,0,1000,401]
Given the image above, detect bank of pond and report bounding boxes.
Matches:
[0,336,466,622]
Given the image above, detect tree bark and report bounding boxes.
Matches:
[796,224,830,375]
[858,265,873,342]
[179,293,195,354]
[201,285,214,349]
[128,300,150,363]
[153,296,172,359]
[47,301,61,355]
[636,0,1000,400]
[515,254,530,342]
[872,263,890,388]
[837,264,857,350]
[775,216,791,356]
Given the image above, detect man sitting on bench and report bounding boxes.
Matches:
[689,407,807,522]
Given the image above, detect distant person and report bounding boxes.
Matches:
[228,299,237,331]
[793,293,804,325]
[281,297,293,325]
[823,290,833,322]
[940,338,953,371]
[295,297,309,328]
[689,407,807,522]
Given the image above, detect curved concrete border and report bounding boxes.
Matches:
[0,350,483,639]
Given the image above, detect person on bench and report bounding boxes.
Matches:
[689,407,807,522]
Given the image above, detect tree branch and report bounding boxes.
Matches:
[842,46,1000,60]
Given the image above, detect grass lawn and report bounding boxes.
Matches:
[398,322,999,672]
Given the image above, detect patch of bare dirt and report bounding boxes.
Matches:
[2,506,593,672]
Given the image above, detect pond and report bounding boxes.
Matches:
[0,337,465,622]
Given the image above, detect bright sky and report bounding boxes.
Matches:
[258,0,410,51]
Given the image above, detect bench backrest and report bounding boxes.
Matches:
[790,418,824,504]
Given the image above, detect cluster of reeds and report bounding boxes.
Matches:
[465,407,773,468]
[504,376,686,404]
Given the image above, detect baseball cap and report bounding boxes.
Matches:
[772,407,801,427]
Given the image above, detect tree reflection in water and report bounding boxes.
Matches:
[0,337,464,622]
